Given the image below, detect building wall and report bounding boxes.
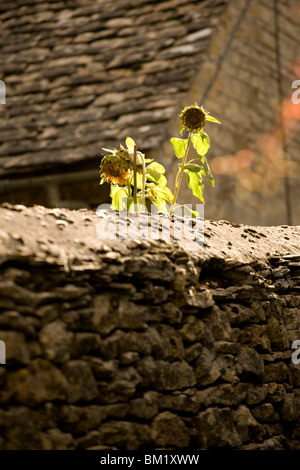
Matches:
[163,0,300,225]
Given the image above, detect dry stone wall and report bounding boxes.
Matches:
[0,204,300,450]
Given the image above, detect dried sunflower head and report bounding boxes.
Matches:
[100,146,132,186]
[100,137,146,186]
[100,153,132,186]
[180,104,207,133]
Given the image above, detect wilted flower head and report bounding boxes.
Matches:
[100,137,145,186]
[180,104,207,133]
[100,154,132,186]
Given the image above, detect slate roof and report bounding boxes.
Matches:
[0,0,228,177]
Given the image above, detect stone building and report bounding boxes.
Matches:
[0,0,299,225]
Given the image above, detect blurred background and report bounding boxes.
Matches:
[0,0,299,226]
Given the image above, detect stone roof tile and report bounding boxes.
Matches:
[0,0,228,176]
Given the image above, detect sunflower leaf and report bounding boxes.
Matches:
[185,171,204,203]
[191,132,210,156]
[170,137,188,159]
[206,115,221,124]
[125,136,136,152]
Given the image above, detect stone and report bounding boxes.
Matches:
[179,315,213,345]
[152,360,196,391]
[159,390,200,414]
[264,362,289,383]
[7,359,68,406]
[266,314,290,351]
[0,330,30,365]
[0,406,52,450]
[129,391,159,419]
[278,393,300,422]
[233,405,266,443]
[245,384,269,405]
[54,404,107,433]
[236,347,264,382]
[86,357,119,379]
[267,383,286,403]
[120,351,140,364]
[184,288,214,309]
[161,302,183,324]
[62,360,99,403]
[155,324,185,359]
[0,311,39,337]
[41,428,73,450]
[206,305,232,341]
[151,411,190,448]
[195,407,242,449]
[97,421,150,450]
[194,347,220,386]
[39,320,73,363]
[239,324,271,352]
[97,367,142,404]
[196,383,248,408]
[251,403,279,423]
[71,332,101,357]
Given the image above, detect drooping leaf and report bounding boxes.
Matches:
[153,185,173,203]
[170,137,188,159]
[146,168,167,186]
[182,163,203,173]
[147,162,166,174]
[206,115,221,124]
[130,172,143,189]
[191,132,210,156]
[182,205,200,218]
[110,185,128,211]
[202,156,215,187]
[151,197,168,213]
[185,171,204,203]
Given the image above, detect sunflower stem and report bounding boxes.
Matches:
[169,131,192,216]
[141,153,146,209]
[133,144,138,210]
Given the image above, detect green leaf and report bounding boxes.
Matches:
[182,205,200,218]
[130,172,143,189]
[179,124,185,136]
[153,185,173,203]
[202,156,215,187]
[150,197,168,213]
[170,137,188,159]
[110,185,128,211]
[182,163,203,173]
[185,171,204,203]
[146,168,167,187]
[206,115,221,124]
[125,136,136,152]
[147,162,165,174]
[191,132,210,156]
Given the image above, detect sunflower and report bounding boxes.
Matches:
[100,138,146,187]
[180,104,207,133]
[100,156,132,186]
